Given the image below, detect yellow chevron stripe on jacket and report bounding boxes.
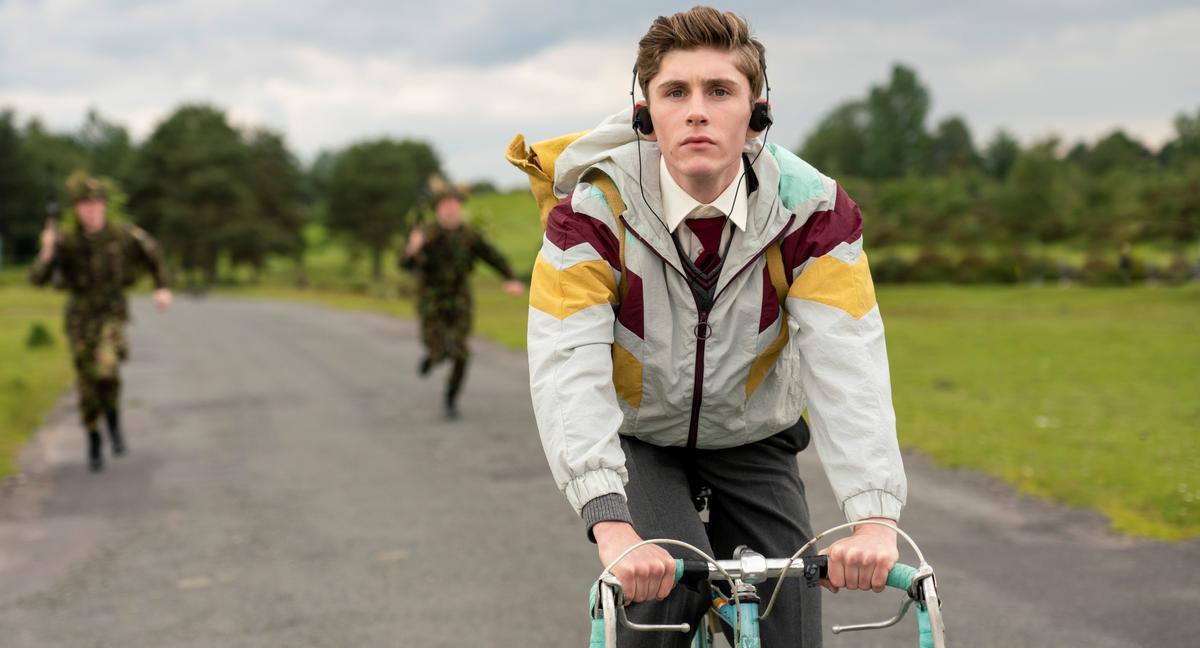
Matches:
[789,252,877,320]
[528,255,618,320]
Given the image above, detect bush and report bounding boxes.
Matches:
[907,247,958,283]
[1163,253,1197,284]
[24,322,55,349]
[954,249,1006,284]
[1080,252,1122,286]
[870,255,912,284]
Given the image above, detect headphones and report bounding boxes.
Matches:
[630,52,773,135]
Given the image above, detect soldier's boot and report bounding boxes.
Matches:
[444,358,467,420]
[106,409,126,456]
[87,429,104,472]
[418,356,433,378]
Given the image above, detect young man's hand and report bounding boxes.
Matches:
[819,517,899,593]
[593,521,677,604]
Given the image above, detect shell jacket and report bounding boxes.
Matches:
[526,108,906,524]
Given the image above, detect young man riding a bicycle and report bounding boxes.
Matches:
[524,6,907,645]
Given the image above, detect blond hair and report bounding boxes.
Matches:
[635,6,766,103]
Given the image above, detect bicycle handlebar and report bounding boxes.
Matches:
[592,558,936,648]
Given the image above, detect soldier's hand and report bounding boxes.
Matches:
[405,229,425,256]
[153,288,173,313]
[38,221,58,261]
[502,280,524,296]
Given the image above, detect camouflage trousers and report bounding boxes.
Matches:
[67,317,128,428]
[417,293,472,363]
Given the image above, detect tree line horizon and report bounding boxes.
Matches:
[1,63,1197,285]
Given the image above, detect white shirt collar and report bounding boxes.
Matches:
[658,156,748,233]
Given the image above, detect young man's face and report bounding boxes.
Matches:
[645,47,757,192]
[75,199,107,234]
[435,196,464,229]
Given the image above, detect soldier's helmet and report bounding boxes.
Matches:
[65,171,109,203]
[428,174,469,205]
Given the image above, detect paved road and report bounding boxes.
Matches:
[1,298,1196,647]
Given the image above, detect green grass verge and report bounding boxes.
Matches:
[0,270,73,479]
[881,285,1200,540]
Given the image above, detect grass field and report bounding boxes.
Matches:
[4,190,1198,539]
[0,270,72,479]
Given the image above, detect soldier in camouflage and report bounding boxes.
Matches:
[29,172,171,472]
[400,179,523,419]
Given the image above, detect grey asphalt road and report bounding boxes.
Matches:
[1,297,1196,647]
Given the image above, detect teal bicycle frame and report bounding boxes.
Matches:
[589,529,944,648]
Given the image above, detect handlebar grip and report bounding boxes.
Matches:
[673,559,710,588]
[886,562,919,591]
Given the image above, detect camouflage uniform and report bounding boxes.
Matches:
[29,221,168,428]
[400,222,515,411]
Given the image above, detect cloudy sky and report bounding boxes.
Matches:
[2,0,1197,185]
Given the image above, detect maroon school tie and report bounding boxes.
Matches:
[685,209,728,274]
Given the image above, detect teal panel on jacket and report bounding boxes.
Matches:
[767,143,825,209]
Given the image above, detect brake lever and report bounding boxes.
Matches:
[599,577,691,635]
[831,564,941,636]
[831,596,914,634]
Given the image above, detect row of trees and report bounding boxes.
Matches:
[0,105,441,283]
[800,64,1200,252]
[2,64,1198,283]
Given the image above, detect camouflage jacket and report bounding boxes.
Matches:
[400,223,515,296]
[29,221,169,322]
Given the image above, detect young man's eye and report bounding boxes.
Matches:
[667,89,685,98]
[712,87,729,97]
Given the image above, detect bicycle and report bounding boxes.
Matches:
[589,521,945,648]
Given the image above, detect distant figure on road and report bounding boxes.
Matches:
[29,172,172,472]
[400,177,524,419]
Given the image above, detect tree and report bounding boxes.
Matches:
[75,108,135,184]
[128,104,253,285]
[862,64,931,179]
[325,139,441,279]
[1081,130,1152,176]
[0,110,40,263]
[998,139,1078,244]
[928,116,979,175]
[1160,108,1200,166]
[798,100,868,177]
[232,128,306,274]
[982,130,1021,180]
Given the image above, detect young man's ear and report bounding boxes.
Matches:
[633,101,658,142]
[746,99,773,138]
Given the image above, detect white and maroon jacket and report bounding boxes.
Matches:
[527,108,906,524]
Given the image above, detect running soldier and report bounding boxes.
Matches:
[29,172,171,472]
[400,178,523,419]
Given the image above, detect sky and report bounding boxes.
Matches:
[2,0,1198,186]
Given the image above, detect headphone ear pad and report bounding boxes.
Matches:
[749,103,773,132]
[633,105,654,135]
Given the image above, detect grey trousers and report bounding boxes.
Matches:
[616,421,821,647]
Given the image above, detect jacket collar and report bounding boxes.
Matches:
[659,156,749,233]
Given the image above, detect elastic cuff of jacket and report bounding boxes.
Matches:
[564,468,626,514]
[841,488,905,523]
[582,493,633,543]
